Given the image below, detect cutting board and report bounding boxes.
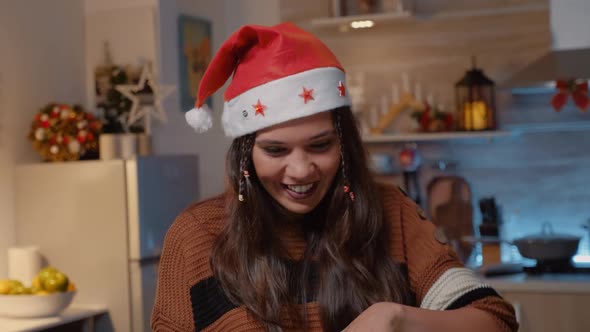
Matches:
[427,176,474,262]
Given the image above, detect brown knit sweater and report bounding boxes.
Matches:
[151,183,518,332]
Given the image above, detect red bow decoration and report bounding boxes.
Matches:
[551,79,589,112]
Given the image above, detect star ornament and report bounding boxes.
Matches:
[253,99,266,116]
[115,62,175,134]
[299,87,315,104]
[338,81,346,97]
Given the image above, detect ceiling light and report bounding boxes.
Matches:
[350,20,374,29]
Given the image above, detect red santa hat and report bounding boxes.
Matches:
[185,22,352,137]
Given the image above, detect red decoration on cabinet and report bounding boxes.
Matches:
[551,79,589,112]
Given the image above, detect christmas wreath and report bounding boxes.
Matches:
[28,103,102,162]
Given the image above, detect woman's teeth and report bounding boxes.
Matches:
[287,183,314,193]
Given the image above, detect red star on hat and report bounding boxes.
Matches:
[299,87,315,104]
[253,99,266,116]
[338,81,346,97]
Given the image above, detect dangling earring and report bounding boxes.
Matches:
[335,111,355,203]
[343,185,355,202]
[238,134,255,203]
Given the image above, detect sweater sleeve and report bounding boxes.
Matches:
[151,211,197,332]
[394,188,518,332]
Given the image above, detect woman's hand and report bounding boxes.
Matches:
[342,302,405,332]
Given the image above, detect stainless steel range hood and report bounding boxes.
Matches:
[504,0,590,93]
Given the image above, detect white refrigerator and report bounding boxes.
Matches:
[14,155,200,332]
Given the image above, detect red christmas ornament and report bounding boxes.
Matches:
[344,185,350,193]
[41,121,50,128]
[573,89,589,112]
[338,81,346,97]
[253,99,266,116]
[77,131,87,143]
[299,87,315,104]
[399,149,414,169]
[444,113,454,129]
[419,102,431,131]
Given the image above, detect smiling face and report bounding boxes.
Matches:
[252,111,341,215]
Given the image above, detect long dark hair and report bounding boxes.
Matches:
[210,106,411,331]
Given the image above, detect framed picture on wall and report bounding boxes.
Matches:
[178,15,212,112]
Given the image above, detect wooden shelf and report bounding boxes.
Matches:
[363,120,590,143]
[308,3,547,29]
[503,121,590,134]
[362,130,513,143]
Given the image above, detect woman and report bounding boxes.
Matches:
[151,22,518,332]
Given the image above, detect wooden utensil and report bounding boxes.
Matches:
[428,176,474,262]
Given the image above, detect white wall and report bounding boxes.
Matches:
[0,0,86,278]
[84,0,157,13]
[550,0,590,49]
[224,0,281,33]
[84,3,159,110]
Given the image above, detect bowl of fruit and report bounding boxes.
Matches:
[0,266,77,318]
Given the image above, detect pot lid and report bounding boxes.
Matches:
[517,233,580,241]
[516,222,581,241]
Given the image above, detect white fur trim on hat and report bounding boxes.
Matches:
[221,67,352,137]
[185,104,213,133]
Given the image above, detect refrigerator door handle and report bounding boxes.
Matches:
[129,255,161,265]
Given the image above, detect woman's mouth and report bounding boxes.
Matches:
[283,182,317,199]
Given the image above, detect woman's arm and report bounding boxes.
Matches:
[401,304,502,332]
[343,302,504,332]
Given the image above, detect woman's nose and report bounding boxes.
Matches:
[285,151,316,179]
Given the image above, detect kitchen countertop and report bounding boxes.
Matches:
[484,272,590,293]
[0,305,107,332]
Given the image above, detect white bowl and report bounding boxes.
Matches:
[0,291,76,318]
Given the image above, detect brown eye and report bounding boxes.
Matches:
[309,140,332,151]
[263,146,287,156]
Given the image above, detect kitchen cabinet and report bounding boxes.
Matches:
[306,2,547,30]
[500,291,590,332]
[0,306,107,332]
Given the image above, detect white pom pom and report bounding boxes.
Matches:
[185,104,213,133]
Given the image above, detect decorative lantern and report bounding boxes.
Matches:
[455,57,497,131]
